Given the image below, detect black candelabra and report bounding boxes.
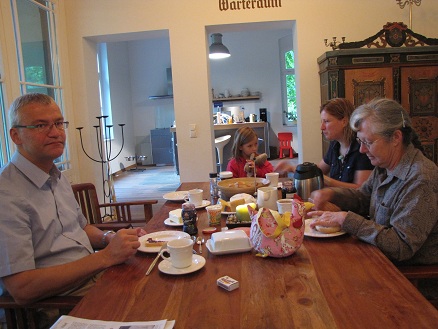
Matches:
[76,116,125,206]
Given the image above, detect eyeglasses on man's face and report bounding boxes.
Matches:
[356,136,383,149]
[13,121,69,133]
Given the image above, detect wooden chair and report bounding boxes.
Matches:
[278,132,294,158]
[398,264,438,309]
[0,295,81,329]
[71,183,158,229]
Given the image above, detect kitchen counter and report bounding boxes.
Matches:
[170,122,270,172]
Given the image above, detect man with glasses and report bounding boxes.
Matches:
[0,93,142,327]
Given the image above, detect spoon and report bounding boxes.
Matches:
[250,153,257,197]
[197,236,204,254]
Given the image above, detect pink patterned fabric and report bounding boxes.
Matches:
[248,201,305,258]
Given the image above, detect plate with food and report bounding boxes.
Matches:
[138,231,190,253]
[219,193,256,214]
[163,191,188,202]
[304,219,346,238]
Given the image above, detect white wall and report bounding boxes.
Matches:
[62,0,438,186]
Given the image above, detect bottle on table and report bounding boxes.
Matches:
[209,172,219,198]
[282,180,297,199]
[182,202,198,236]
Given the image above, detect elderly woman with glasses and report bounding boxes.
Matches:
[308,98,438,267]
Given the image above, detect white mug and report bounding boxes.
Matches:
[265,172,279,187]
[185,188,203,207]
[277,199,294,214]
[160,238,194,268]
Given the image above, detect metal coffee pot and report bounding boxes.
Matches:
[293,162,324,201]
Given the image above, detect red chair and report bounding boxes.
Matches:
[278,132,294,158]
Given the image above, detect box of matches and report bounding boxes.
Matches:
[217,276,239,291]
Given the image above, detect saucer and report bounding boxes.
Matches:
[195,200,211,209]
[158,255,206,275]
[163,191,188,201]
[164,218,183,227]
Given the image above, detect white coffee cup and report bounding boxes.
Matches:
[185,189,203,207]
[160,238,194,268]
[265,172,279,187]
[277,198,294,214]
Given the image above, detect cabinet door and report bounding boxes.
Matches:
[401,66,438,164]
[344,68,394,106]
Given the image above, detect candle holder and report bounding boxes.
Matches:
[76,116,125,207]
[396,0,422,29]
[324,37,346,50]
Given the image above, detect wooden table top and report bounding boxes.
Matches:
[70,182,438,328]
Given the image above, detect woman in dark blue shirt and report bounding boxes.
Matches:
[275,98,374,188]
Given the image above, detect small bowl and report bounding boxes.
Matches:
[218,177,269,201]
[210,230,251,251]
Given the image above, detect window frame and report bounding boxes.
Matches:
[279,34,297,126]
[0,0,70,170]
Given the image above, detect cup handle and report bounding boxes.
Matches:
[160,249,170,260]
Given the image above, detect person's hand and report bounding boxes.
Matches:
[273,161,295,177]
[307,211,348,228]
[244,160,255,176]
[135,227,147,237]
[308,189,334,210]
[101,229,140,266]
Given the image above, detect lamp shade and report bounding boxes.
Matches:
[209,33,231,59]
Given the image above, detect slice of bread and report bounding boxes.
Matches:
[315,225,341,234]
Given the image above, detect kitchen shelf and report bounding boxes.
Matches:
[148,95,173,100]
[212,95,260,102]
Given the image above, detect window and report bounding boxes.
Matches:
[1,0,70,170]
[0,79,10,168]
[97,43,113,140]
[279,35,296,125]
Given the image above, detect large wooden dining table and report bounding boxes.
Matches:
[70,182,438,328]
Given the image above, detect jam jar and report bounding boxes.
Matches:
[282,180,297,199]
[181,202,198,236]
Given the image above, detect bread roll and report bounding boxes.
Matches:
[315,225,341,234]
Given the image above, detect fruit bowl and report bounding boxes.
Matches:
[218,177,269,201]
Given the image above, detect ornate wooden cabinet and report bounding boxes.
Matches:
[318,22,438,164]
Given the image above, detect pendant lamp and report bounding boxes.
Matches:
[209,33,231,59]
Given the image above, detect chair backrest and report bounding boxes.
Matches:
[0,295,81,329]
[71,183,103,224]
[278,132,293,147]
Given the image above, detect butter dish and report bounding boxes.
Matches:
[206,230,252,255]
[169,209,182,224]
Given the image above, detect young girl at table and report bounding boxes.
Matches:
[226,126,273,178]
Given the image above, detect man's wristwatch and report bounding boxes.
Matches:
[102,230,116,247]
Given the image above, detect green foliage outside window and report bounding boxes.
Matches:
[284,51,297,122]
[25,66,45,84]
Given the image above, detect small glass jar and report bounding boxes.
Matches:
[219,171,233,180]
[181,202,198,236]
[282,180,297,199]
[209,172,219,198]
